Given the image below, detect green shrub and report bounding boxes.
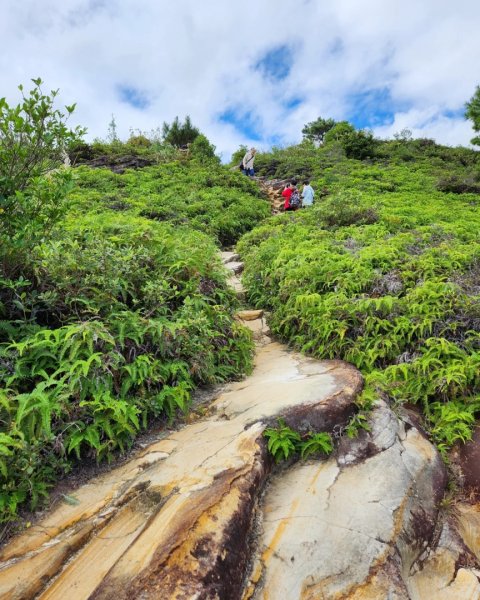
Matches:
[69,162,270,246]
[263,420,333,462]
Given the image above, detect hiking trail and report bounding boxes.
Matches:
[1,253,479,599]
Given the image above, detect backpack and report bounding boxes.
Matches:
[290,189,300,208]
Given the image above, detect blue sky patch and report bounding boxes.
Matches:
[442,107,465,119]
[255,45,294,81]
[346,87,411,129]
[118,85,151,110]
[218,108,262,141]
[283,96,303,110]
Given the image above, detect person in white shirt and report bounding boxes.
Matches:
[301,180,315,207]
[242,148,257,176]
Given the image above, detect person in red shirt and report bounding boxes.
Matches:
[282,181,300,211]
[282,182,294,210]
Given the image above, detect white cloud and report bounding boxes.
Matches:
[1,0,479,159]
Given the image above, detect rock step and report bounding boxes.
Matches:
[221,251,241,264]
[221,253,246,299]
[227,261,244,275]
[228,274,245,300]
[236,309,263,321]
[237,314,271,346]
[0,345,362,600]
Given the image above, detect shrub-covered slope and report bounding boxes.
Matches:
[69,162,270,246]
[1,158,266,521]
[239,141,480,453]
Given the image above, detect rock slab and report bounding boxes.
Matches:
[244,401,450,600]
[0,345,361,599]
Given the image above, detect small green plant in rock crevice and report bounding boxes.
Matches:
[300,432,334,458]
[345,412,371,439]
[263,419,301,461]
[263,419,333,462]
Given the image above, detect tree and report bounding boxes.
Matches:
[302,117,336,145]
[189,134,219,164]
[107,114,118,143]
[162,115,200,147]
[0,79,84,275]
[324,121,377,160]
[0,78,85,199]
[393,128,413,142]
[465,86,480,146]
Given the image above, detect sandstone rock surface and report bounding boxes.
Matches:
[406,518,480,600]
[0,344,361,600]
[245,400,449,599]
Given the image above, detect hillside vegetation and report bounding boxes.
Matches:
[2,80,479,524]
[239,137,480,454]
[0,84,270,522]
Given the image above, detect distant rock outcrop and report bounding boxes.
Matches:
[84,154,155,173]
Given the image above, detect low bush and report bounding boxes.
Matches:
[69,162,270,246]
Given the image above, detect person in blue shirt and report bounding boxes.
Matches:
[301,180,315,207]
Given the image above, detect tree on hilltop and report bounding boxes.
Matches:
[465,86,480,146]
[324,121,377,160]
[162,115,200,147]
[302,117,336,145]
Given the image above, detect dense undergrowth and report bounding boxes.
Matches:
[2,79,479,523]
[239,139,480,455]
[69,162,270,246]
[0,88,268,521]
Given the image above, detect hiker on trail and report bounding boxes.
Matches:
[282,181,300,211]
[282,182,293,210]
[242,147,257,176]
[301,180,315,207]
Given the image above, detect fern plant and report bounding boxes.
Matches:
[263,420,334,462]
[299,432,333,458]
[263,419,302,462]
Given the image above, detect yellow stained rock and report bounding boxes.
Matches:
[236,309,264,321]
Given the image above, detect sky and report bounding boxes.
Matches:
[1,0,479,161]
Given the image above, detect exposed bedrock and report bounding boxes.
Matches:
[243,401,478,600]
[458,425,480,490]
[0,344,361,600]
